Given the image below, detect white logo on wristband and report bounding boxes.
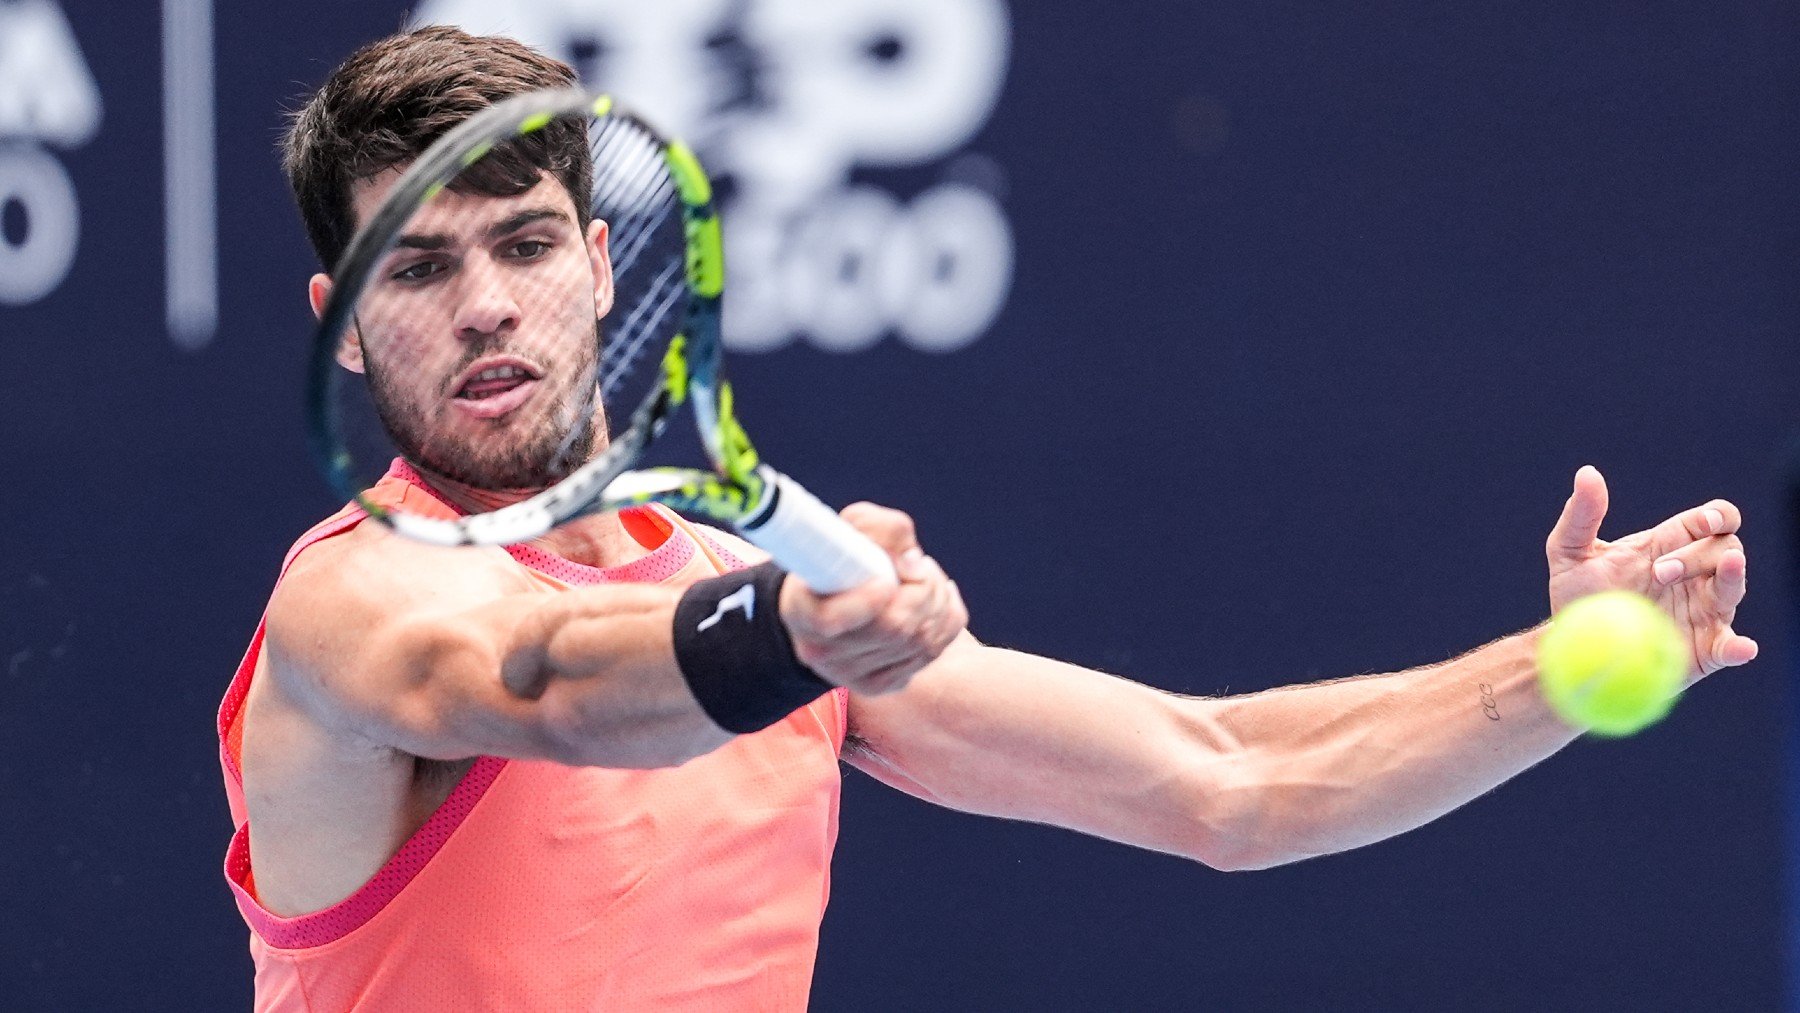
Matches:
[696,584,756,633]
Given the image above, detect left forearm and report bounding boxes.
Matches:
[1196,626,1578,869]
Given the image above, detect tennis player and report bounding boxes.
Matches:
[219,27,1759,1011]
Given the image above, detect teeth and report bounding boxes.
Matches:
[458,364,532,399]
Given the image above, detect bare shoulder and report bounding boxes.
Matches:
[263,522,530,732]
[247,524,536,913]
[269,522,527,659]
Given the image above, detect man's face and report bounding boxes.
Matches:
[321,170,613,491]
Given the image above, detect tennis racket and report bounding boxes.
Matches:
[306,88,894,592]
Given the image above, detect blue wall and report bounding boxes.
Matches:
[3,2,1794,1008]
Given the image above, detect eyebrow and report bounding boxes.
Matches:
[393,205,574,251]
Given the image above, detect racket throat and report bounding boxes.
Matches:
[731,469,898,594]
[735,465,785,532]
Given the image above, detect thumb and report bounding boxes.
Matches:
[1547,465,1608,561]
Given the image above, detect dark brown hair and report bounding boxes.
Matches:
[282,26,592,270]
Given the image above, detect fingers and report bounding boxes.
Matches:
[781,546,947,639]
[1547,465,1609,561]
[1648,498,1741,556]
[1702,553,1757,669]
[791,632,912,690]
[931,578,970,654]
[782,578,894,639]
[841,502,920,561]
[1711,630,1760,669]
[1650,535,1744,587]
[779,515,967,696]
[1661,544,1754,675]
[840,501,936,581]
[904,555,968,657]
[788,578,956,694]
[1712,547,1748,608]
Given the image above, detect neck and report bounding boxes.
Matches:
[408,463,644,570]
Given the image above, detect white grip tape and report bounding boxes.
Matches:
[738,472,896,594]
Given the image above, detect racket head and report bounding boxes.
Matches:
[305,89,744,546]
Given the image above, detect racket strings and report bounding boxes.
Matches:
[590,122,671,239]
[589,114,689,403]
[601,257,686,397]
[592,145,679,284]
[609,191,680,280]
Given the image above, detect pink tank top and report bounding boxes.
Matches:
[218,466,849,1010]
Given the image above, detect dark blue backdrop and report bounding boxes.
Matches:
[3,2,1795,1009]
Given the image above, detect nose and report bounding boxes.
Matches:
[452,252,521,341]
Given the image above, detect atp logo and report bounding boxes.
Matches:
[412,0,1014,355]
[0,0,101,306]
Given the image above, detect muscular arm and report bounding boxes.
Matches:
[846,631,1568,871]
[266,533,731,769]
[265,506,963,770]
[848,474,1755,871]
[1172,631,1570,868]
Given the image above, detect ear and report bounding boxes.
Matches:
[586,219,614,320]
[311,272,365,374]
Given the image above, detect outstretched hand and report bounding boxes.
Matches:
[1545,465,1757,681]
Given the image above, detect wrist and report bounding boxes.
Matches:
[672,562,833,734]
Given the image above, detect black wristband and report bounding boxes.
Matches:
[672,562,832,734]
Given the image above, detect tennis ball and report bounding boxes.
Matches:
[1537,590,1688,737]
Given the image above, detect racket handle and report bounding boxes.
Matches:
[738,470,897,594]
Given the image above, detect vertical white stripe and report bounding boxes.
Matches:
[162,0,216,350]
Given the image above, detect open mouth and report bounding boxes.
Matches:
[452,359,543,419]
[458,363,534,400]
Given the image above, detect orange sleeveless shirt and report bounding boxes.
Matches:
[218,466,849,1010]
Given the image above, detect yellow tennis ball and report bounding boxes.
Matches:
[1537,590,1688,737]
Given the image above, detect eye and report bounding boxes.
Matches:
[508,239,552,260]
[390,259,444,283]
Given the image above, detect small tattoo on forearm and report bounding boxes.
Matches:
[1478,683,1501,722]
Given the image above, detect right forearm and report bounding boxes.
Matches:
[502,584,734,768]
[298,510,954,770]
[500,562,847,767]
